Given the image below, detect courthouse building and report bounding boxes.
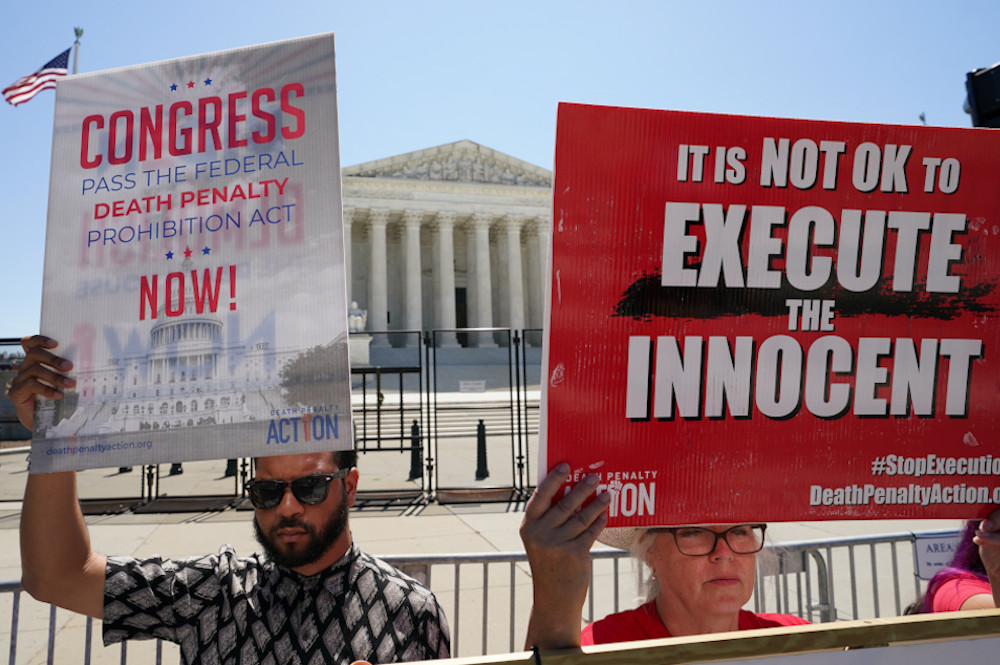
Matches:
[34,140,552,438]
[343,140,552,347]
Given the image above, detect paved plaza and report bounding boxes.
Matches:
[0,431,963,664]
[0,383,967,662]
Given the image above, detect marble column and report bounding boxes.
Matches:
[471,213,496,347]
[402,210,423,346]
[433,212,459,347]
[368,209,390,345]
[524,220,543,332]
[342,206,354,306]
[534,217,551,338]
[505,215,526,333]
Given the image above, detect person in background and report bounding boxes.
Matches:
[520,464,808,649]
[908,509,1000,613]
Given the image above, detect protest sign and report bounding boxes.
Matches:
[542,102,1000,525]
[912,531,963,580]
[32,34,351,473]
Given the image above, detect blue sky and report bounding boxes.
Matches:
[3,0,999,338]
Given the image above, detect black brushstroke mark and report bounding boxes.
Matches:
[613,268,999,321]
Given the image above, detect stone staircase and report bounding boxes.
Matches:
[351,398,539,440]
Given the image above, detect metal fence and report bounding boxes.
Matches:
[0,330,543,508]
[0,338,30,441]
[749,530,956,622]
[0,528,959,664]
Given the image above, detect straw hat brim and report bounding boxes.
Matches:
[596,527,640,551]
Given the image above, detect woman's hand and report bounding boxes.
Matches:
[520,462,610,649]
[973,506,1000,608]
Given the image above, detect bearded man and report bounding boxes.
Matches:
[12,335,449,665]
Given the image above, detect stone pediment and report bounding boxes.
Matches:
[342,139,551,187]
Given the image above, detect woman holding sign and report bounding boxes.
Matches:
[520,464,808,648]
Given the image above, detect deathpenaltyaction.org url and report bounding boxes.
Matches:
[810,482,1000,507]
[46,440,153,456]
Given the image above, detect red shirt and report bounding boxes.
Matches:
[929,573,992,612]
[581,601,810,645]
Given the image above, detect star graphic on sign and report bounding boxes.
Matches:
[184,247,193,258]
[187,80,195,88]
[170,83,178,91]
[204,77,213,86]
[202,246,211,255]
[166,251,174,259]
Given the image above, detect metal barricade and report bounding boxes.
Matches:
[3,328,544,503]
[1,579,168,665]
[351,330,428,496]
[383,529,961,653]
[0,529,962,662]
[427,328,530,501]
[0,338,30,442]
[751,529,960,622]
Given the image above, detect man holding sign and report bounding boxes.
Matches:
[11,335,450,665]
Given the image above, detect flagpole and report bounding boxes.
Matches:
[72,27,83,75]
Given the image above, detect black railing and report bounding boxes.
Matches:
[1,328,542,511]
[427,327,528,502]
[1,337,30,441]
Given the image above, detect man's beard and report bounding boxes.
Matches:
[253,485,349,570]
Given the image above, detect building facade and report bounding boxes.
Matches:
[34,141,551,439]
[343,140,551,347]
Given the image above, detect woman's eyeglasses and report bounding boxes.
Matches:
[244,470,350,509]
[657,524,766,556]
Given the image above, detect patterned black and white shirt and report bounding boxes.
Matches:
[103,543,450,665]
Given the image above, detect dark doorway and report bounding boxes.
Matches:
[455,287,468,346]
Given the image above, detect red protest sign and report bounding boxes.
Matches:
[542,103,1000,525]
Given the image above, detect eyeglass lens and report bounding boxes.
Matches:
[673,525,764,555]
[247,474,334,508]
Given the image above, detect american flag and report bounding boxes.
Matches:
[3,47,71,106]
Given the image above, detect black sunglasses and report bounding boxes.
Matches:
[244,470,350,509]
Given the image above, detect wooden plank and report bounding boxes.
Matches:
[429,610,1000,665]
